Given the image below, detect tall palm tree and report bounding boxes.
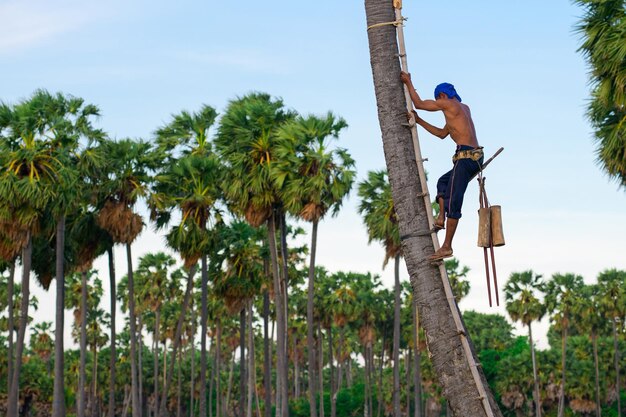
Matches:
[597,268,626,416]
[215,92,296,417]
[504,270,546,417]
[274,113,355,417]
[544,273,584,417]
[357,170,403,417]
[574,0,626,187]
[363,1,502,415]
[153,103,219,417]
[97,137,158,417]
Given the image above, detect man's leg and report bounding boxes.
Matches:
[429,218,457,261]
[435,197,445,230]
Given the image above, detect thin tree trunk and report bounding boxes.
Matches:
[337,329,344,394]
[307,220,319,417]
[209,333,216,417]
[240,307,247,417]
[217,320,223,417]
[592,331,601,417]
[612,318,621,417]
[92,345,98,417]
[108,247,117,417]
[393,255,401,417]
[363,2,502,415]
[318,324,324,417]
[364,344,370,417]
[329,327,335,417]
[406,348,411,417]
[155,309,161,417]
[295,339,300,398]
[159,265,197,417]
[247,302,254,417]
[529,323,541,417]
[79,271,89,417]
[200,255,209,417]
[263,289,271,417]
[127,243,142,417]
[277,213,290,417]
[7,259,15,396]
[7,235,32,417]
[347,358,353,388]
[139,315,145,414]
[557,326,568,417]
[268,214,287,417]
[412,297,422,417]
[53,217,66,417]
[189,311,196,417]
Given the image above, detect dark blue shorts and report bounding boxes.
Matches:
[436,145,483,219]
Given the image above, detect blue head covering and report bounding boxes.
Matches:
[434,83,462,102]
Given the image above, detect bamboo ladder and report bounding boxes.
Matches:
[391,1,496,416]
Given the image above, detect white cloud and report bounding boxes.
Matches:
[0,1,110,54]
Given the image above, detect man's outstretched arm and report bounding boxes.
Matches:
[401,72,444,112]
[410,111,449,139]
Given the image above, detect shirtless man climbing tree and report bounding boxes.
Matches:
[400,71,484,261]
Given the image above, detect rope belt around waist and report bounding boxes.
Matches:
[452,147,484,162]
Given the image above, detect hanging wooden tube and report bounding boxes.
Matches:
[490,205,505,247]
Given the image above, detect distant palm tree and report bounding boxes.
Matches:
[504,270,546,417]
[97,138,158,417]
[357,170,403,417]
[572,284,605,417]
[216,92,295,417]
[544,273,584,417]
[574,0,626,187]
[597,268,626,416]
[274,113,354,417]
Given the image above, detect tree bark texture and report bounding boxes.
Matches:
[53,217,66,417]
[126,243,142,417]
[200,255,209,417]
[79,271,88,417]
[363,1,502,416]
[7,260,15,397]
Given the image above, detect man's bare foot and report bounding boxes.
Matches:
[433,219,445,231]
[428,247,453,261]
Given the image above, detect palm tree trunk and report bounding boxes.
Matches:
[7,259,15,396]
[139,315,145,413]
[307,221,319,417]
[393,255,401,417]
[364,343,371,417]
[53,217,67,417]
[247,301,254,417]
[200,255,209,417]
[217,320,223,417]
[557,326,568,417]
[528,323,541,417]
[189,312,196,417]
[318,324,324,417]
[209,330,215,417]
[159,265,197,417]
[107,247,117,417]
[240,307,247,417]
[79,271,88,417]
[412,298,422,417]
[592,330,601,417]
[268,214,287,417]
[612,318,621,417]
[337,329,344,393]
[155,309,161,416]
[7,235,32,417]
[277,213,290,417]
[363,1,502,415]
[329,327,336,417]
[263,289,271,417]
[126,243,142,417]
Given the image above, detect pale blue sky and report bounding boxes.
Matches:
[2,0,625,348]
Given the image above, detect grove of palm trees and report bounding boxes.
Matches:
[1,1,625,417]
